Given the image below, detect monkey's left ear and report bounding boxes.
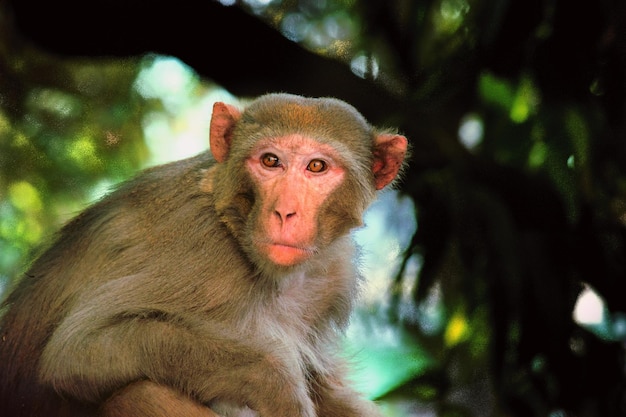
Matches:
[209,102,242,163]
[372,134,408,190]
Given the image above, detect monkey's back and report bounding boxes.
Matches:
[0,151,241,416]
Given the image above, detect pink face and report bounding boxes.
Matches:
[245,134,346,267]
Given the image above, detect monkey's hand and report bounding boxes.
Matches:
[209,400,258,417]
[38,275,315,417]
[309,368,386,417]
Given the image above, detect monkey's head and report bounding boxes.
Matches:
[206,93,408,278]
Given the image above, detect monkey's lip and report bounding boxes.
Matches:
[265,242,314,266]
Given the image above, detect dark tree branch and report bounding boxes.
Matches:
[5,0,405,126]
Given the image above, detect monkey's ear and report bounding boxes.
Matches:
[372,134,408,190]
[209,102,242,163]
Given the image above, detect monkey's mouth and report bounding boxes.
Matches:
[264,242,314,266]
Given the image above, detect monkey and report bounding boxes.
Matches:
[0,93,408,417]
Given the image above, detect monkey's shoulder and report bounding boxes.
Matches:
[113,151,214,202]
[76,151,213,217]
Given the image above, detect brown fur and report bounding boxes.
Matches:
[0,93,408,417]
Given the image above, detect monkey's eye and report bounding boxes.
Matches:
[261,153,281,168]
[307,159,327,173]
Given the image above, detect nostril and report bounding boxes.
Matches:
[274,210,297,222]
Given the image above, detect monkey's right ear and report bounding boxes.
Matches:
[209,102,242,163]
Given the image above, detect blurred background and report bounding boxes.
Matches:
[1,0,625,416]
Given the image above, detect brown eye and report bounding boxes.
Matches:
[261,153,281,168]
[307,159,327,173]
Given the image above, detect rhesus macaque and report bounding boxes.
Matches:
[0,93,408,417]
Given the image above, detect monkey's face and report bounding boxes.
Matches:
[208,94,406,277]
[244,134,347,268]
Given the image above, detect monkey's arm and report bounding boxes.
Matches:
[101,380,221,417]
[39,274,315,417]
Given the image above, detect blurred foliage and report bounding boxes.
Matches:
[0,49,145,283]
[2,0,626,416]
